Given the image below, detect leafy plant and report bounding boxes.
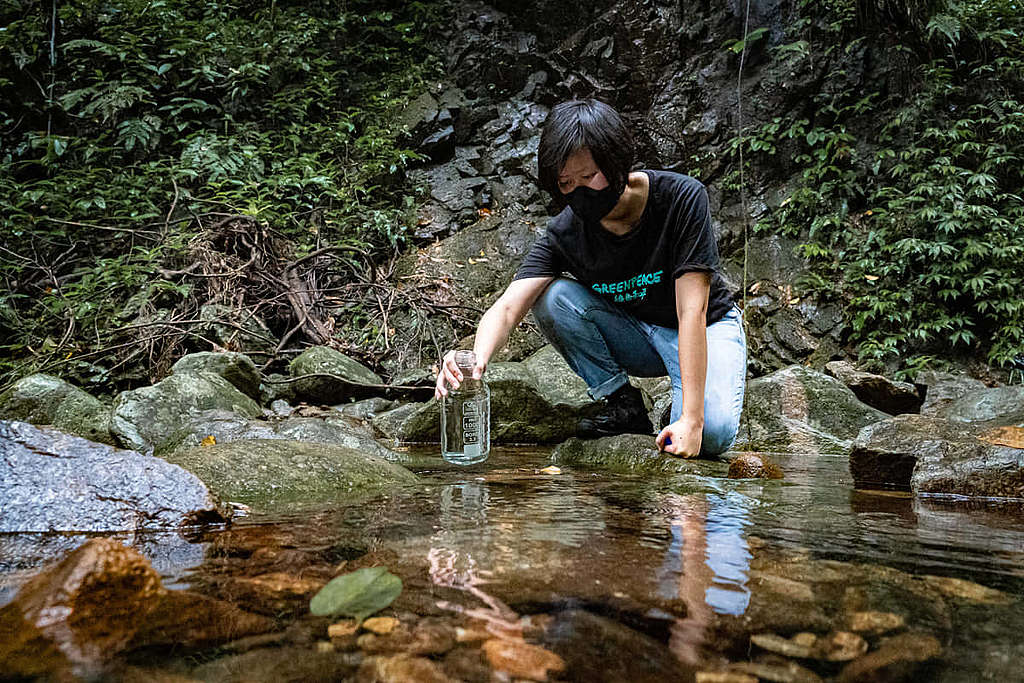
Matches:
[727,0,1024,372]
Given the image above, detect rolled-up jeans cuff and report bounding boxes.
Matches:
[589,372,629,401]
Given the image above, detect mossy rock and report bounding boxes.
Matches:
[162,438,418,508]
[0,374,113,445]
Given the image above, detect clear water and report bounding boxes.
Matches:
[441,382,490,465]
[3,447,1023,681]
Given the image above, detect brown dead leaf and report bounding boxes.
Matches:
[979,426,1024,449]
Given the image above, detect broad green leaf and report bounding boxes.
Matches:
[309,567,402,621]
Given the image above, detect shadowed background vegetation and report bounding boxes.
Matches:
[1,0,1022,394]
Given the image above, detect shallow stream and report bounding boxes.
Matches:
[4,447,1024,681]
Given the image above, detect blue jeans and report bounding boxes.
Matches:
[532,278,747,456]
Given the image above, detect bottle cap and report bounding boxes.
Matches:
[454,350,476,372]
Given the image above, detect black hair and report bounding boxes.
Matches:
[537,99,635,206]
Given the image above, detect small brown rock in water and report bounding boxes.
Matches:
[728,453,784,479]
[696,672,758,683]
[815,631,868,661]
[329,620,359,638]
[730,659,824,683]
[0,538,164,680]
[750,632,814,658]
[837,632,942,683]
[358,618,455,656]
[362,616,400,634]
[482,638,566,682]
[846,611,905,636]
[358,654,451,683]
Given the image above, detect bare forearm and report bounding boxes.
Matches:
[677,310,707,425]
[472,302,517,366]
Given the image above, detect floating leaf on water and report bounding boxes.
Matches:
[309,566,402,621]
[539,465,562,475]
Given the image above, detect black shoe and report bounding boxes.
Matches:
[578,383,653,438]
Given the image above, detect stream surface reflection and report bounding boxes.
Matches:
[2,446,1023,681]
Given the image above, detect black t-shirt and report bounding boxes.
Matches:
[514,170,734,328]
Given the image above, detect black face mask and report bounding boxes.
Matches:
[566,183,623,224]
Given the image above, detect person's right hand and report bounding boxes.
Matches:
[434,350,486,400]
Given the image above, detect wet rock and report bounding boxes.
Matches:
[750,632,814,658]
[728,453,784,479]
[190,645,361,682]
[372,401,439,443]
[0,372,113,444]
[156,409,407,464]
[696,673,758,683]
[836,632,942,682]
[846,611,905,636]
[363,616,400,634]
[374,345,601,444]
[916,370,988,415]
[538,609,685,682]
[357,618,456,656]
[132,590,274,650]
[260,372,296,405]
[0,420,225,532]
[288,346,384,404]
[815,631,869,661]
[730,659,823,683]
[919,575,1013,604]
[172,352,262,401]
[482,638,566,682]
[825,361,924,415]
[0,538,163,680]
[203,572,327,616]
[735,366,888,454]
[934,386,1024,427]
[112,371,261,453]
[850,414,1024,497]
[358,654,452,683]
[552,433,729,475]
[162,438,418,508]
[336,397,400,420]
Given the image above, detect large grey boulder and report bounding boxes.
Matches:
[551,434,729,476]
[934,386,1024,427]
[162,439,418,507]
[735,366,888,454]
[916,370,987,416]
[372,345,599,444]
[155,409,411,465]
[0,374,113,444]
[288,346,384,404]
[850,415,1024,497]
[825,360,923,415]
[171,352,261,401]
[0,421,225,532]
[111,371,261,453]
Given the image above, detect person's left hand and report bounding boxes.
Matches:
[656,417,703,458]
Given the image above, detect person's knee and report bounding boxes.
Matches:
[532,278,587,330]
[702,409,741,456]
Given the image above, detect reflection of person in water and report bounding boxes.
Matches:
[435,98,746,458]
[657,493,753,665]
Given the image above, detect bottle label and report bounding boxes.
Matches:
[462,402,479,445]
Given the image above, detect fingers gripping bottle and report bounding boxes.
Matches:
[441,350,490,465]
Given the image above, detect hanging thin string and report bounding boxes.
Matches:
[47,0,57,139]
[737,0,752,322]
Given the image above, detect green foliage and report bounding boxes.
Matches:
[0,0,443,389]
[731,0,1024,370]
[309,566,402,621]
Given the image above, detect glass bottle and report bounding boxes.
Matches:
[441,350,490,465]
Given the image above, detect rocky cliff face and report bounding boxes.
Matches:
[378,0,900,376]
